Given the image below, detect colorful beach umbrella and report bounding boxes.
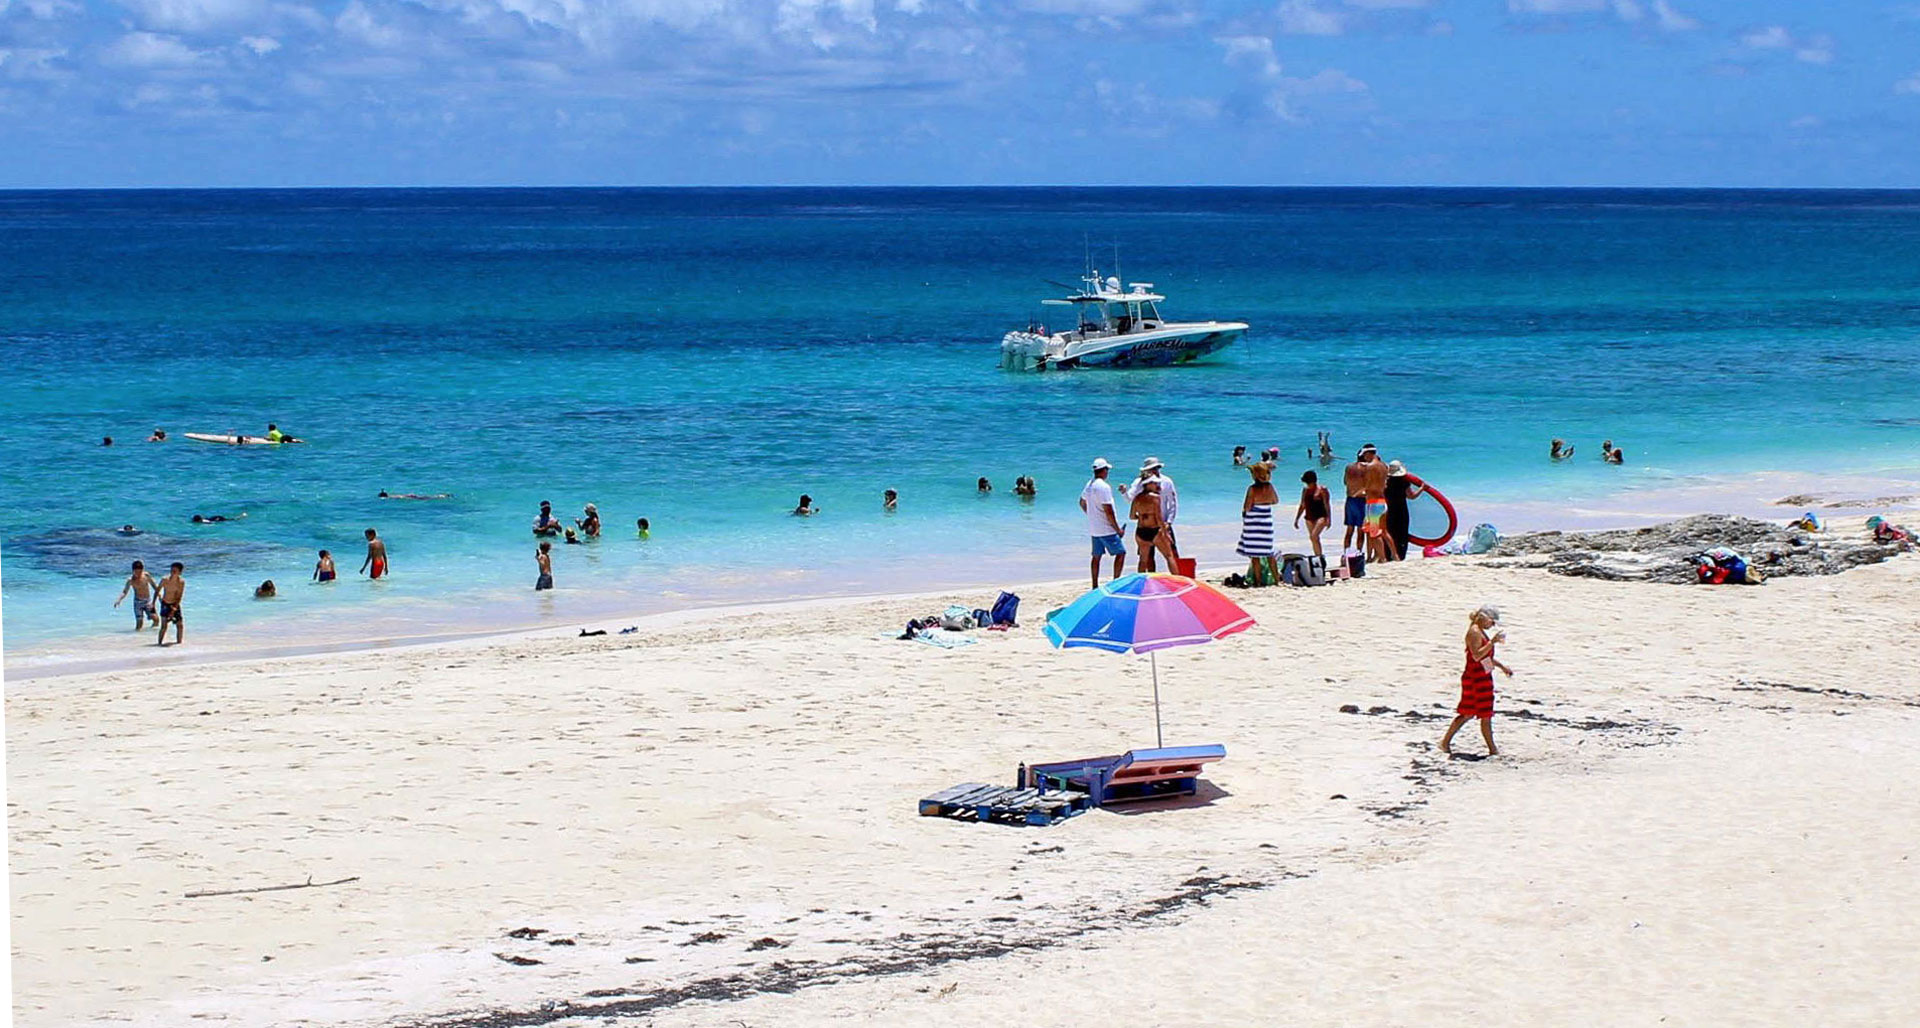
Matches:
[1044,573,1257,746]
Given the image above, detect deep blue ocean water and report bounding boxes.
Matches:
[4,187,1918,667]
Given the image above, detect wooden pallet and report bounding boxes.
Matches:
[918,783,1090,827]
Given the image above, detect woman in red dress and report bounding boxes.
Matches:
[1440,605,1513,758]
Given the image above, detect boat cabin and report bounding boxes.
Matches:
[1042,273,1165,339]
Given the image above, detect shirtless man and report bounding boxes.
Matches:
[360,528,389,579]
[155,562,185,646]
[114,559,158,630]
[1130,480,1177,573]
[1341,448,1371,553]
[535,541,554,590]
[1358,445,1393,563]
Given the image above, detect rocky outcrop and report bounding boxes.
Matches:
[1485,514,1907,584]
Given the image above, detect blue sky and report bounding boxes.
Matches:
[1,0,1916,187]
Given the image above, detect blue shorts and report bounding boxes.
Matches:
[1090,533,1126,556]
[1343,496,1367,526]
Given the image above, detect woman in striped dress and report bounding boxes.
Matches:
[1236,461,1280,578]
[1440,605,1513,758]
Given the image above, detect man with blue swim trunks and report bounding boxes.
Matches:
[1080,457,1126,588]
[1342,446,1373,554]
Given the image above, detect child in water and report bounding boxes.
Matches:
[313,550,336,583]
[114,560,157,630]
[636,517,652,539]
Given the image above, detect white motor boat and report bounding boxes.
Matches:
[1000,271,1247,369]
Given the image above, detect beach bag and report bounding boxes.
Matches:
[1468,523,1500,554]
[1301,554,1328,586]
[1344,548,1366,579]
[990,591,1021,627]
[940,605,974,630]
[1279,553,1304,585]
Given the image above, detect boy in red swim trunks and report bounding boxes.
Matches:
[1440,604,1513,758]
[360,528,389,579]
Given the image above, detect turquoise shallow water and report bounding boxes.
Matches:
[3,187,1918,667]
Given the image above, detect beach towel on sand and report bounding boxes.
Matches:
[884,630,975,649]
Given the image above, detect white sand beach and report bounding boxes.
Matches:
[8,517,1920,1027]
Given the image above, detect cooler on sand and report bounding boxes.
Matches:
[1175,557,1197,578]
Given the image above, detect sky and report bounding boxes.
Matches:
[0,0,1917,187]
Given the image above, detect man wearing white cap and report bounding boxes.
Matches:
[1079,458,1126,587]
[1123,457,1180,563]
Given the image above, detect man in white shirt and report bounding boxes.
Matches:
[1079,457,1126,587]
[1125,456,1180,563]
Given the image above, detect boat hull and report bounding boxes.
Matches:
[1001,323,1246,370]
[1069,327,1244,368]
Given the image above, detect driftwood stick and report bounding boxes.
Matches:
[184,875,359,899]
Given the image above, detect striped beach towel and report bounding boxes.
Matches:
[1236,504,1278,558]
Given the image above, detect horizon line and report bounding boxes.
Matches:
[5,182,1920,194]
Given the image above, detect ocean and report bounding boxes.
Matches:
[4,187,1918,671]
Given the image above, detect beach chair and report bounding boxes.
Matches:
[1020,744,1226,806]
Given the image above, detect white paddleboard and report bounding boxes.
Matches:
[184,433,279,445]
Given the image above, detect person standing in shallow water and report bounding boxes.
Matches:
[155,562,186,646]
[360,528,388,579]
[1440,605,1513,758]
[535,541,554,590]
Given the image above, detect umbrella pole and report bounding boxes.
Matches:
[1151,650,1163,748]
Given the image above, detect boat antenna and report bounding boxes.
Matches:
[1112,240,1121,291]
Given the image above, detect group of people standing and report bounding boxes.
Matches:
[1077,456,1182,586]
[1230,442,1421,572]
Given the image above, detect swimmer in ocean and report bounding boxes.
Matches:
[314,549,336,583]
[636,517,651,538]
[533,500,563,535]
[793,494,817,516]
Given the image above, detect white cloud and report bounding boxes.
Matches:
[1739,25,1833,65]
[1507,0,1608,12]
[240,34,279,54]
[1650,0,1696,31]
[1277,0,1343,36]
[1794,34,1833,65]
[114,0,270,33]
[0,46,70,80]
[1217,34,1280,78]
[0,0,81,18]
[100,31,208,68]
[1739,25,1790,50]
[1266,66,1368,122]
[333,1,408,50]
[1343,0,1429,7]
[1507,0,1692,29]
